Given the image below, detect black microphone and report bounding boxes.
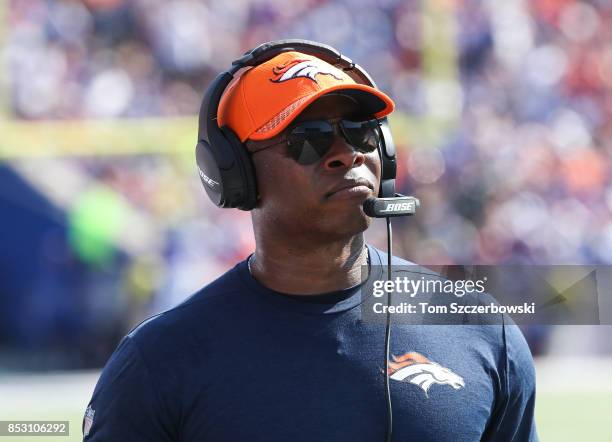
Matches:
[363,194,420,218]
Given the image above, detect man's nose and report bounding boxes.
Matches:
[322,137,366,170]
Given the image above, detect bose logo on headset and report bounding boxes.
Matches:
[198,167,220,189]
[380,201,416,213]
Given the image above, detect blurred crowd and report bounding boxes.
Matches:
[2,0,612,369]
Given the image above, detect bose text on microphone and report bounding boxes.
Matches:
[363,194,420,218]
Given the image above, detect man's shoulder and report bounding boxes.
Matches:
[126,261,247,348]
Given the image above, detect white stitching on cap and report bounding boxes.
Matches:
[254,95,311,134]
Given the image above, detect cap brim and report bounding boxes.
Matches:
[248,83,395,141]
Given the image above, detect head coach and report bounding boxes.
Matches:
[83,40,538,441]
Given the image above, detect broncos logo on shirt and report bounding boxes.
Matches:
[270,59,344,84]
[387,352,465,397]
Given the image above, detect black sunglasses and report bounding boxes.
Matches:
[251,118,382,165]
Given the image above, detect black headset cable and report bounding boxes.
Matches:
[384,216,393,442]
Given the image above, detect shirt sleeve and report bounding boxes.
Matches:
[83,336,177,441]
[484,318,539,441]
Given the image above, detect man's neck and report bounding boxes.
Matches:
[249,234,369,295]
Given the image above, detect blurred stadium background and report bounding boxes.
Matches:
[1,0,612,440]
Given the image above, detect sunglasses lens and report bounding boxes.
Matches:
[286,119,381,165]
[341,119,380,153]
[287,121,334,165]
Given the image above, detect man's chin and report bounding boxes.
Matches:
[319,209,371,239]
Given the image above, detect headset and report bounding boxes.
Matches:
[195,38,399,209]
[195,39,419,442]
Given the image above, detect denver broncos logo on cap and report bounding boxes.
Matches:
[270,59,344,84]
[387,352,465,397]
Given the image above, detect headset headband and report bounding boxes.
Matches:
[232,40,373,83]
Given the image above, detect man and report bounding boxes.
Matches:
[83,44,538,441]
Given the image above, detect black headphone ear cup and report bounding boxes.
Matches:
[221,127,258,210]
[196,141,225,207]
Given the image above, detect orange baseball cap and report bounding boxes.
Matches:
[217,51,395,142]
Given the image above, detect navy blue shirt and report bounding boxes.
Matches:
[84,246,538,441]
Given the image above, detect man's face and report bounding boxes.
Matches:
[248,94,382,242]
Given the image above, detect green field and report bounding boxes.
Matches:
[536,392,612,442]
[0,361,611,442]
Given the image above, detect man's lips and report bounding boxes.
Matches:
[325,179,375,199]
